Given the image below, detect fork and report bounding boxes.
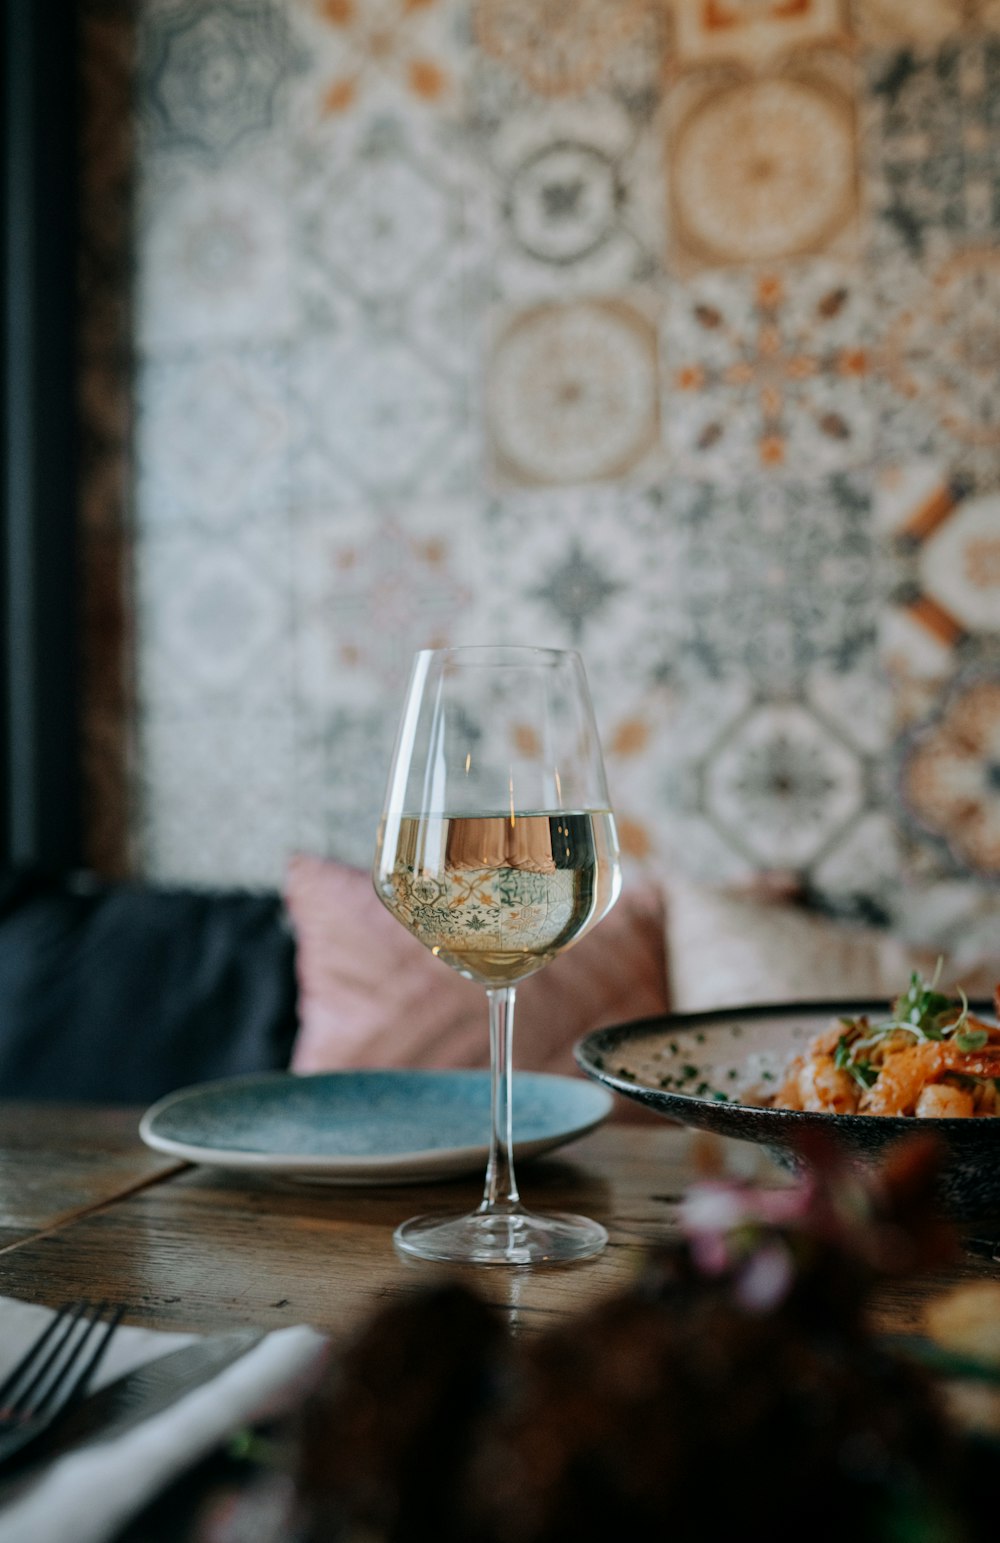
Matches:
[0,1300,125,1466]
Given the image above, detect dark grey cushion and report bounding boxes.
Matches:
[0,871,298,1103]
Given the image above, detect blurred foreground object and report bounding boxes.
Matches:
[279,1134,999,1543]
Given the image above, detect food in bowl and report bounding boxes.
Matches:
[771,974,1000,1118]
[576,988,1000,1215]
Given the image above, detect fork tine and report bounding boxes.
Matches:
[0,1302,85,1414]
[0,1301,124,1426]
[44,1302,125,1420]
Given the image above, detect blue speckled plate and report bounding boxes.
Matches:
[139,1070,613,1185]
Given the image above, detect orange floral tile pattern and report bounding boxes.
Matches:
[896,673,1000,880]
[487,298,661,486]
[473,0,649,98]
[669,0,848,68]
[666,53,859,273]
[307,0,454,116]
[879,467,1000,680]
[665,266,872,476]
[856,0,987,47]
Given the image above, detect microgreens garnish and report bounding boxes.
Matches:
[955,1028,988,1053]
[831,966,984,1081]
[834,1036,878,1088]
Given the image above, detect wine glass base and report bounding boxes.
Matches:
[393,1207,608,1266]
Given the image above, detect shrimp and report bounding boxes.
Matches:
[914,1083,975,1118]
[773,1056,805,1110]
[808,1022,860,1058]
[796,1056,860,1115]
[861,1041,1000,1117]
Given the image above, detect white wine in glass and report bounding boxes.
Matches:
[373,646,622,1265]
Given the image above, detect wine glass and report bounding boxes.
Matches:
[373,645,622,1265]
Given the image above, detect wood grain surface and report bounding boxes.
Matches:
[0,1105,995,1345]
[0,1103,183,1250]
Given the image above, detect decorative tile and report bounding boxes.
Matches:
[472,0,654,101]
[810,668,898,760]
[136,348,291,527]
[915,490,1000,635]
[874,247,1000,476]
[137,146,295,348]
[293,114,491,354]
[700,690,871,871]
[653,670,892,894]
[673,475,881,691]
[810,810,907,913]
[596,688,683,872]
[878,463,1000,679]
[293,707,397,867]
[292,502,473,707]
[670,0,848,69]
[137,713,298,885]
[290,330,475,504]
[469,484,685,684]
[655,678,759,883]
[486,97,664,295]
[139,0,303,159]
[855,0,984,48]
[667,52,859,273]
[864,39,1000,262]
[292,0,460,122]
[664,265,873,477]
[893,664,1000,881]
[486,297,661,486]
[136,526,294,716]
[108,0,1000,930]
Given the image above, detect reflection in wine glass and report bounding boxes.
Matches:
[373,646,622,1265]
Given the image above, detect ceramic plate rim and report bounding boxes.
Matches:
[139,1068,614,1183]
[575,998,1000,1131]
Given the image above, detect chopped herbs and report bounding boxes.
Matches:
[831,967,979,1081]
[774,966,1000,1116]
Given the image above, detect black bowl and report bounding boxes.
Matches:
[575,999,1000,1218]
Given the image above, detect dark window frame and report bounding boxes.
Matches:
[1,0,82,870]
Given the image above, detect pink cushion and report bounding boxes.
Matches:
[285,854,669,1079]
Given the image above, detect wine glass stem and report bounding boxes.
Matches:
[481,985,521,1214]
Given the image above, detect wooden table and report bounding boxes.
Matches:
[0,1102,995,1345]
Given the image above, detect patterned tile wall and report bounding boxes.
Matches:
[84,0,1000,952]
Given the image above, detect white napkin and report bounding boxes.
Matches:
[0,1296,327,1543]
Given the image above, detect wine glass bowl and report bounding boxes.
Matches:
[373,646,622,1265]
